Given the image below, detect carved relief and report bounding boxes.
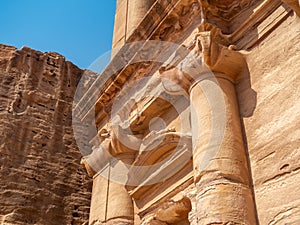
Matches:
[197,24,247,79]
[129,131,192,186]
[199,0,256,21]
[141,197,192,225]
[158,22,256,225]
[82,0,298,224]
[159,23,247,95]
[151,0,202,41]
[155,196,191,223]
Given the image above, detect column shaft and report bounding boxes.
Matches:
[190,76,256,224]
[89,154,135,225]
[127,0,155,36]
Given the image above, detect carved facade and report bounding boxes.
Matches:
[76,0,300,224]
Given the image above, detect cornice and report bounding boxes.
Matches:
[74,0,203,125]
[229,0,293,50]
[200,0,258,21]
[74,0,296,132]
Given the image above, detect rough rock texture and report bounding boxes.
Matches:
[237,14,300,225]
[0,44,92,225]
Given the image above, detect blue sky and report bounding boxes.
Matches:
[0,0,116,69]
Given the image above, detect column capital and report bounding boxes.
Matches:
[197,24,247,79]
[159,24,247,94]
[80,124,141,178]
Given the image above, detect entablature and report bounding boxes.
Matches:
[74,0,296,129]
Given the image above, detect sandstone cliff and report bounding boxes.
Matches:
[0,44,91,225]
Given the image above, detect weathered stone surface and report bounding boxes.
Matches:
[127,0,156,37]
[0,44,91,225]
[158,25,256,224]
[89,174,134,225]
[282,0,300,16]
[237,13,300,225]
[112,0,156,49]
[44,0,300,224]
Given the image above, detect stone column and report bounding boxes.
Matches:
[112,0,155,48]
[112,0,155,56]
[88,154,135,225]
[159,26,257,225]
[190,74,256,224]
[82,127,139,225]
[127,0,155,36]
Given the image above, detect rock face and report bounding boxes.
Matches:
[0,45,91,225]
[1,0,300,224]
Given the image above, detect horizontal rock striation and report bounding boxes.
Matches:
[237,13,300,225]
